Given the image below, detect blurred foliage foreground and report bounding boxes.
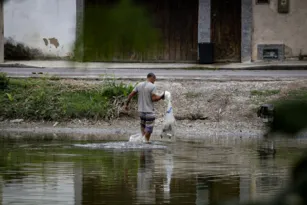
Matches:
[74,0,161,62]
[244,89,307,205]
[265,88,307,137]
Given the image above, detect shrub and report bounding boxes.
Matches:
[0,73,10,90]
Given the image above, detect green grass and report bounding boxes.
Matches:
[250,89,280,97]
[185,91,202,98]
[0,76,135,121]
[0,72,10,90]
[285,87,307,100]
[268,87,307,104]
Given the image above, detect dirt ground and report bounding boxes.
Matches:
[1,79,307,140]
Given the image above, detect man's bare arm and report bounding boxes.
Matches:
[152,93,164,102]
[126,91,137,106]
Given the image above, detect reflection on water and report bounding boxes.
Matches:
[0,138,306,205]
[74,141,168,150]
[137,149,155,204]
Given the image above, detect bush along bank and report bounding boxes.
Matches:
[0,74,136,121]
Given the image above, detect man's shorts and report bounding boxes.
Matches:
[139,112,155,134]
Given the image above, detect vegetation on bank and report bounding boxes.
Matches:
[250,89,280,97]
[0,74,136,121]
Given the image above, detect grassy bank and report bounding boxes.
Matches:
[0,74,136,121]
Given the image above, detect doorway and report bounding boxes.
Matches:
[211,0,241,62]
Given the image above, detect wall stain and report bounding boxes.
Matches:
[43,38,49,46]
[284,45,293,58]
[49,38,60,48]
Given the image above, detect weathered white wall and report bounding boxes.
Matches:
[4,0,76,57]
[253,0,307,60]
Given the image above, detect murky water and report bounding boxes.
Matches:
[0,137,306,205]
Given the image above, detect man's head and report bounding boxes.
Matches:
[147,73,156,83]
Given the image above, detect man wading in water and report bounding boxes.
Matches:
[125,73,165,142]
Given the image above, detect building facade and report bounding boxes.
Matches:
[4,0,306,63]
[253,0,307,61]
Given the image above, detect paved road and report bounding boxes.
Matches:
[2,67,307,81]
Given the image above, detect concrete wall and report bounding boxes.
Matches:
[253,0,307,60]
[242,0,253,62]
[0,0,4,62]
[4,0,76,57]
[198,0,211,44]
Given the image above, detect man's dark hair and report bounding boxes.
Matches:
[147,73,156,78]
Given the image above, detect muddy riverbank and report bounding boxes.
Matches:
[1,79,307,140]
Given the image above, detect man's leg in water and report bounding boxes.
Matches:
[140,114,146,136]
[141,125,151,142]
[141,119,152,142]
[140,125,145,136]
[140,112,155,142]
[144,113,155,142]
[144,132,152,142]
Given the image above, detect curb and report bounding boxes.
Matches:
[0,63,43,68]
[2,63,307,71]
[7,75,296,82]
[223,65,307,71]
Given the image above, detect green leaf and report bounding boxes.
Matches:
[6,93,14,102]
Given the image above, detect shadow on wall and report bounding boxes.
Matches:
[4,38,70,61]
[4,38,43,60]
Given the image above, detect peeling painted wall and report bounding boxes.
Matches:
[253,0,307,60]
[4,0,76,58]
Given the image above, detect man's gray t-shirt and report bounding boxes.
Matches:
[133,81,157,113]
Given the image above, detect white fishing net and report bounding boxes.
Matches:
[160,91,176,140]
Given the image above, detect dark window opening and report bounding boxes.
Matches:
[263,49,279,60]
[256,0,269,4]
